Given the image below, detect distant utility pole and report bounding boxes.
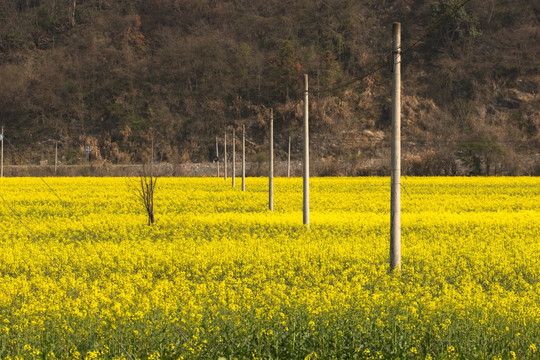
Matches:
[224,131,228,180]
[242,125,246,192]
[216,136,220,178]
[232,129,236,187]
[269,108,274,211]
[55,141,58,176]
[151,135,154,177]
[288,135,291,178]
[303,74,310,227]
[390,22,402,272]
[1,126,4,178]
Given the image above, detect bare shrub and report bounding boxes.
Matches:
[128,170,157,225]
[315,158,344,177]
[404,150,458,176]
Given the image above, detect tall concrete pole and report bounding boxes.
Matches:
[55,141,58,176]
[151,135,154,177]
[390,22,402,272]
[242,125,246,192]
[1,126,3,178]
[303,74,309,227]
[232,129,236,187]
[216,136,220,178]
[288,136,291,178]
[269,109,274,211]
[224,131,227,180]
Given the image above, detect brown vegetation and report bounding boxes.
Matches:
[0,0,539,175]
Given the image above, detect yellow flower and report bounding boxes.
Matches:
[0,177,538,358]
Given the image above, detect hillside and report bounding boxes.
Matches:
[0,0,539,175]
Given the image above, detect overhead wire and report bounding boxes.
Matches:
[310,0,474,96]
[265,0,475,136]
[39,177,100,241]
[0,191,39,242]
[0,176,101,245]
[400,0,474,58]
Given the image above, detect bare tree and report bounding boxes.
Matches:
[128,172,157,225]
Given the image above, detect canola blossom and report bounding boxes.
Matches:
[0,177,539,359]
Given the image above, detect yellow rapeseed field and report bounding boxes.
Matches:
[0,177,538,359]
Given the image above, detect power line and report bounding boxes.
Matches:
[310,0,474,95]
[401,0,474,57]
[39,177,99,241]
[0,191,39,242]
[0,177,101,243]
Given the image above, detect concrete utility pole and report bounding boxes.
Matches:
[288,135,291,178]
[55,141,58,176]
[242,125,246,192]
[303,74,310,227]
[216,136,220,178]
[269,109,274,211]
[151,135,154,177]
[70,0,77,27]
[390,22,402,272]
[232,129,236,187]
[224,131,227,180]
[1,126,3,178]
